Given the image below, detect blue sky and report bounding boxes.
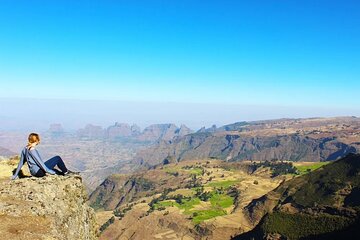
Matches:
[0,1,359,129]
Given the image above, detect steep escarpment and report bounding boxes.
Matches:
[0,172,98,239]
[133,117,360,168]
[135,133,357,167]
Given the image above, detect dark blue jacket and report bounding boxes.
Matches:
[11,147,56,179]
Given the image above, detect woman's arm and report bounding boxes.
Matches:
[11,150,25,180]
[28,149,56,174]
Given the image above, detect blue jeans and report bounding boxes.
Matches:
[45,156,68,173]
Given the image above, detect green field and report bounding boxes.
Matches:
[154,166,239,224]
[168,188,196,197]
[164,166,203,176]
[188,167,203,175]
[210,193,234,208]
[295,162,329,175]
[178,197,201,213]
[191,208,227,224]
[154,197,201,213]
[155,189,235,224]
[205,180,240,189]
[154,200,179,209]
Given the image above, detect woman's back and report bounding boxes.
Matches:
[24,146,44,176]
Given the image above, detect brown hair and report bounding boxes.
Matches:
[27,133,40,147]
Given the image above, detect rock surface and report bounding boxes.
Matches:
[0,174,98,240]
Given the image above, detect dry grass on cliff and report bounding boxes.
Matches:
[0,157,31,181]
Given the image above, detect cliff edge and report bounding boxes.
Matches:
[0,165,98,240]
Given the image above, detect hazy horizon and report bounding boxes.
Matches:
[1,97,359,132]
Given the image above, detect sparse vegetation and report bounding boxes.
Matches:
[99,216,115,232]
[287,156,360,208]
[91,194,105,210]
[185,174,202,188]
[262,212,355,239]
[135,177,155,191]
[250,161,298,177]
[237,154,360,239]
[167,171,179,177]
[164,166,181,175]
[113,204,134,219]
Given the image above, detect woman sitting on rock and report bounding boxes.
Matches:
[11,133,76,180]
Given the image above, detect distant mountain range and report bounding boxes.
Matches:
[134,117,360,167]
[49,122,193,142]
[2,116,359,192]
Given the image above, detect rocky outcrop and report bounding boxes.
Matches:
[48,123,65,138]
[107,122,132,138]
[138,124,178,142]
[0,174,98,240]
[77,124,105,139]
[106,123,141,139]
[177,124,193,136]
[76,122,192,142]
[130,124,141,136]
[138,124,193,142]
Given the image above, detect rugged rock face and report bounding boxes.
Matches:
[130,124,142,136]
[134,117,360,167]
[0,174,98,240]
[74,122,192,142]
[77,124,105,139]
[48,123,65,136]
[135,133,358,167]
[138,124,177,142]
[107,122,134,138]
[177,124,193,136]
